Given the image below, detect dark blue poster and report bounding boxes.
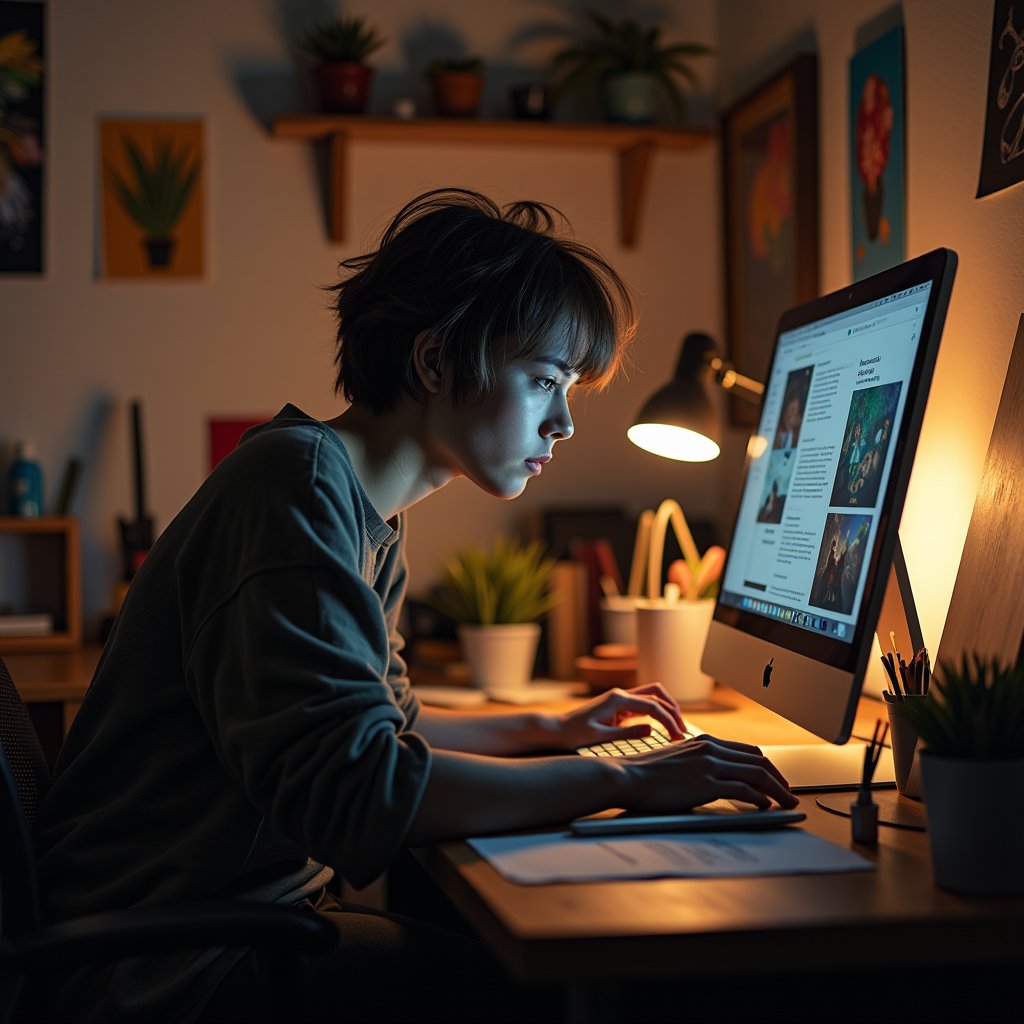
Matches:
[978,0,1024,198]
[0,1,44,273]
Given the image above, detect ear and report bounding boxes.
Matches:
[412,330,445,395]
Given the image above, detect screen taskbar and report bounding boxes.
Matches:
[718,590,851,641]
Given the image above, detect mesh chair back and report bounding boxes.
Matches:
[0,657,47,939]
[0,657,50,824]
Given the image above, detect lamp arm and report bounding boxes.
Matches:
[647,498,702,599]
[707,355,765,404]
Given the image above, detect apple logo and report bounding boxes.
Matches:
[762,657,774,687]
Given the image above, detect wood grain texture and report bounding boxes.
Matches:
[938,315,1024,669]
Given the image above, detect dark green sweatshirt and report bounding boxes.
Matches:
[32,405,431,1020]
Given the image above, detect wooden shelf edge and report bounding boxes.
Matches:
[272,113,713,150]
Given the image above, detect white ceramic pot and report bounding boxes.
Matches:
[920,753,1024,895]
[458,623,541,696]
[635,599,715,704]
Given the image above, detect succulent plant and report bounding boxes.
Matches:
[899,653,1024,759]
[430,537,555,625]
[298,16,387,64]
[550,10,712,122]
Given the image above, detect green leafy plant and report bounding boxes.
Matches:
[550,10,711,121]
[430,537,555,625]
[424,56,484,77]
[298,16,387,64]
[106,136,199,238]
[899,654,1024,759]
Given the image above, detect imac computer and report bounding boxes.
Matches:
[702,248,957,752]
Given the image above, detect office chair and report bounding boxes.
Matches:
[0,655,339,1023]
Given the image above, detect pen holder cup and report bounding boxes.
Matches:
[885,696,925,800]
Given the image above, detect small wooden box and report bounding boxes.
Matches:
[0,517,82,652]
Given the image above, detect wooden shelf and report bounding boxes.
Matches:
[272,115,713,247]
[0,517,82,653]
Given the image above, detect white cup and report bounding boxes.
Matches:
[600,596,640,645]
[635,599,715,703]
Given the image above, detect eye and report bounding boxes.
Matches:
[535,377,558,393]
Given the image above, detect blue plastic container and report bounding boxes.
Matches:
[8,440,43,518]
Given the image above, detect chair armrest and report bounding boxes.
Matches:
[6,900,338,970]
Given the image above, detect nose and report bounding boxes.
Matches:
[543,393,574,441]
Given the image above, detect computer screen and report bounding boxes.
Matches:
[703,249,957,743]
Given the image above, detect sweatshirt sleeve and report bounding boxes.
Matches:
[178,433,431,889]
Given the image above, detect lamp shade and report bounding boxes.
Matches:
[627,333,722,462]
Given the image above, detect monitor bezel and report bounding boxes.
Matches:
[711,248,958,679]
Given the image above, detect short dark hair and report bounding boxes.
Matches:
[328,188,636,413]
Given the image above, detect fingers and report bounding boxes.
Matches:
[607,685,686,738]
[630,737,798,809]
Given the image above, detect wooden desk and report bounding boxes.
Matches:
[412,688,1024,1022]
[6,646,100,767]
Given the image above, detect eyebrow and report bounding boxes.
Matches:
[532,357,577,376]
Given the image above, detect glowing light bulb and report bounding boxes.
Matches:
[627,423,720,462]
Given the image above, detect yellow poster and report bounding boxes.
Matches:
[100,118,203,279]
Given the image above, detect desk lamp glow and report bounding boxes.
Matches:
[626,332,764,464]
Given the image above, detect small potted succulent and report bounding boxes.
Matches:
[429,537,555,695]
[298,15,387,115]
[550,10,712,124]
[425,56,486,117]
[900,653,1024,895]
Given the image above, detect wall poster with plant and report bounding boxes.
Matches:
[100,118,203,279]
[0,0,44,274]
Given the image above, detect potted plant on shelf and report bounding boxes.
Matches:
[106,135,199,269]
[425,57,486,117]
[900,653,1024,895]
[298,15,387,115]
[550,10,712,124]
[429,537,555,695]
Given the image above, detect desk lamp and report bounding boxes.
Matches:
[626,332,764,463]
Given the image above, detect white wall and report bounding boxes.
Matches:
[716,0,1022,652]
[0,0,722,634]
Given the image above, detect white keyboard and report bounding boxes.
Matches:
[576,719,697,758]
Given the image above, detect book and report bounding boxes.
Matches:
[0,613,54,637]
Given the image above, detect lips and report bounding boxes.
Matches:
[525,453,552,474]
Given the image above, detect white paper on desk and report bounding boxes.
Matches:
[468,829,873,885]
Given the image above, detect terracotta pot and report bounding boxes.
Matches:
[313,62,374,114]
[430,72,484,117]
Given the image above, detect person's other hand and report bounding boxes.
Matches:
[553,683,687,750]
[622,734,799,811]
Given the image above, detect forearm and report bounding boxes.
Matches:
[414,705,562,755]
[405,747,627,844]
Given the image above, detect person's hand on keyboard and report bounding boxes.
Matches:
[616,735,799,811]
[550,682,689,751]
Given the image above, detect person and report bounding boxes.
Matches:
[773,394,803,449]
[31,188,796,1024]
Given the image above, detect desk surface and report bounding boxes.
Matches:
[413,689,1024,987]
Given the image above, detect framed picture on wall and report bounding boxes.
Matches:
[849,24,905,281]
[721,54,819,428]
[0,0,45,274]
[100,117,204,279]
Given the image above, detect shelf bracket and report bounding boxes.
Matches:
[328,132,347,242]
[619,140,656,248]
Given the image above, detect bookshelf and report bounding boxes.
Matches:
[0,517,82,652]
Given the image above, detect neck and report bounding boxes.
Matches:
[325,401,455,521]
